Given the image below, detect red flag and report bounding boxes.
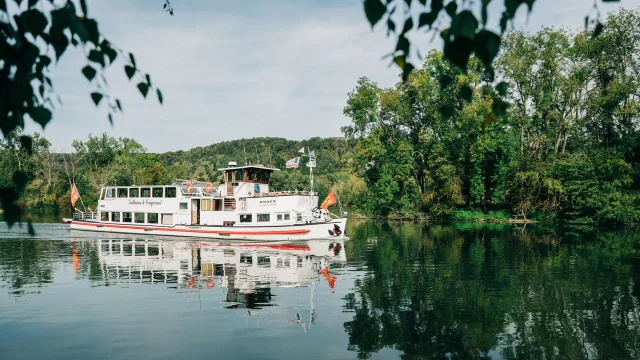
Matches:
[320,189,337,210]
[70,183,80,208]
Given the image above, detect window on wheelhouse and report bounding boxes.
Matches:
[257,214,270,222]
[179,202,188,210]
[117,188,128,198]
[152,188,163,198]
[111,212,121,222]
[141,188,151,198]
[106,188,115,198]
[296,212,302,222]
[148,213,158,224]
[101,212,109,221]
[130,188,139,197]
[201,199,212,211]
[135,213,145,223]
[123,212,132,223]
[165,187,176,198]
[239,214,252,223]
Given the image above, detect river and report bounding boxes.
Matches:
[0,218,638,359]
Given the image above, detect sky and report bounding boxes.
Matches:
[23,0,635,153]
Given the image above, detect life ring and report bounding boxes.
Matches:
[186,182,194,194]
[205,182,214,193]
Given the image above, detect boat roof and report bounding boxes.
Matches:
[217,164,280,172]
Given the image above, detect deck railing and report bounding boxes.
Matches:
[73,210,98,221]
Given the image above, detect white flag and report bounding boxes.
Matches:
[298,147,305,154]
[306,159,316,168]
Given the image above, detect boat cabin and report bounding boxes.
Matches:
[94,163,321,228]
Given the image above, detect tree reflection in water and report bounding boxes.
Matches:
[342,222,640,360]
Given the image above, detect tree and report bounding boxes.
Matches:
[0,0,163,227]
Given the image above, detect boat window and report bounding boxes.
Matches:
[165,187,176,198]
[236,169,244,182]
[101,212,109,221]
[213,199,222,211]
[296,212,302,222]
[179,202,188,210]
[276,213,290,221]
[240,254,253,264]
[201,199,212,211]
[135,213,145,223]
[239,214,252,223]
[152,187,163,198]
[117,188,128,198]
[262,172,269,183]
[257,214,270,222]
[141,188,151,198]
[148,213,158,224]
[161,214,173,225]
[111,212,120,222]
[130,188,139,197]
[106,188,115,198]
[257,256,270,267]
[123,212,132,223]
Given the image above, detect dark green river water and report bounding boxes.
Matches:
[0,218,638,359]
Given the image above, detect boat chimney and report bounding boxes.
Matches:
[228,161,237,167]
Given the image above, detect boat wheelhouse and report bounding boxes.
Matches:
[65,163,347,241]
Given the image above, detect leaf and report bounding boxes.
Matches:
[83,18,99,44]
[51,32,69,61]
[115,99,122,111]
[418,12,437,28]
[156,88,163,105]
[481,0,489,26]
[108,113,113,125]
[137,82,149,98]
[129,53,136,67]
[592,22,604,38]
[145,74,152,86]
[80,0,88,16]
[387,19,396,34]
[82,65,97,81]
[474,30,501,67]
[364,0,386,28]
[104,46,117,64]
[401,17,413,35]
[402,62,415,81]
[396,34,410,55]
[28,106,52,128]
[28,0,37,8]
[19,135,33,155]
[444,36,473,69]
[124,65,135,80]
[19,9,48,36]
[445,1,457,17]
[91,92,103,106]
[0,187,21,227]
[584,16,588,30]
[88,49,104,66]
[0,0,6,12]
[451,10,477,39]
[496,81,508,97]
[13,171,28,192]
[460,85,472,101]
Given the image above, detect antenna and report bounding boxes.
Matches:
[255,144,260,164]
[243,142,248,165]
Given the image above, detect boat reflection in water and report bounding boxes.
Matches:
[94,238,346,310]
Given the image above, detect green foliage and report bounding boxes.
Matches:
[1,0,162,227]
[343,10,640,225]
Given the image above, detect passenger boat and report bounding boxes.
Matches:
[63,163,347,241]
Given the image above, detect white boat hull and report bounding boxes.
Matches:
[63,218,347,241]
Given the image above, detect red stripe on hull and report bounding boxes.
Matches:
[70,221,310,235]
